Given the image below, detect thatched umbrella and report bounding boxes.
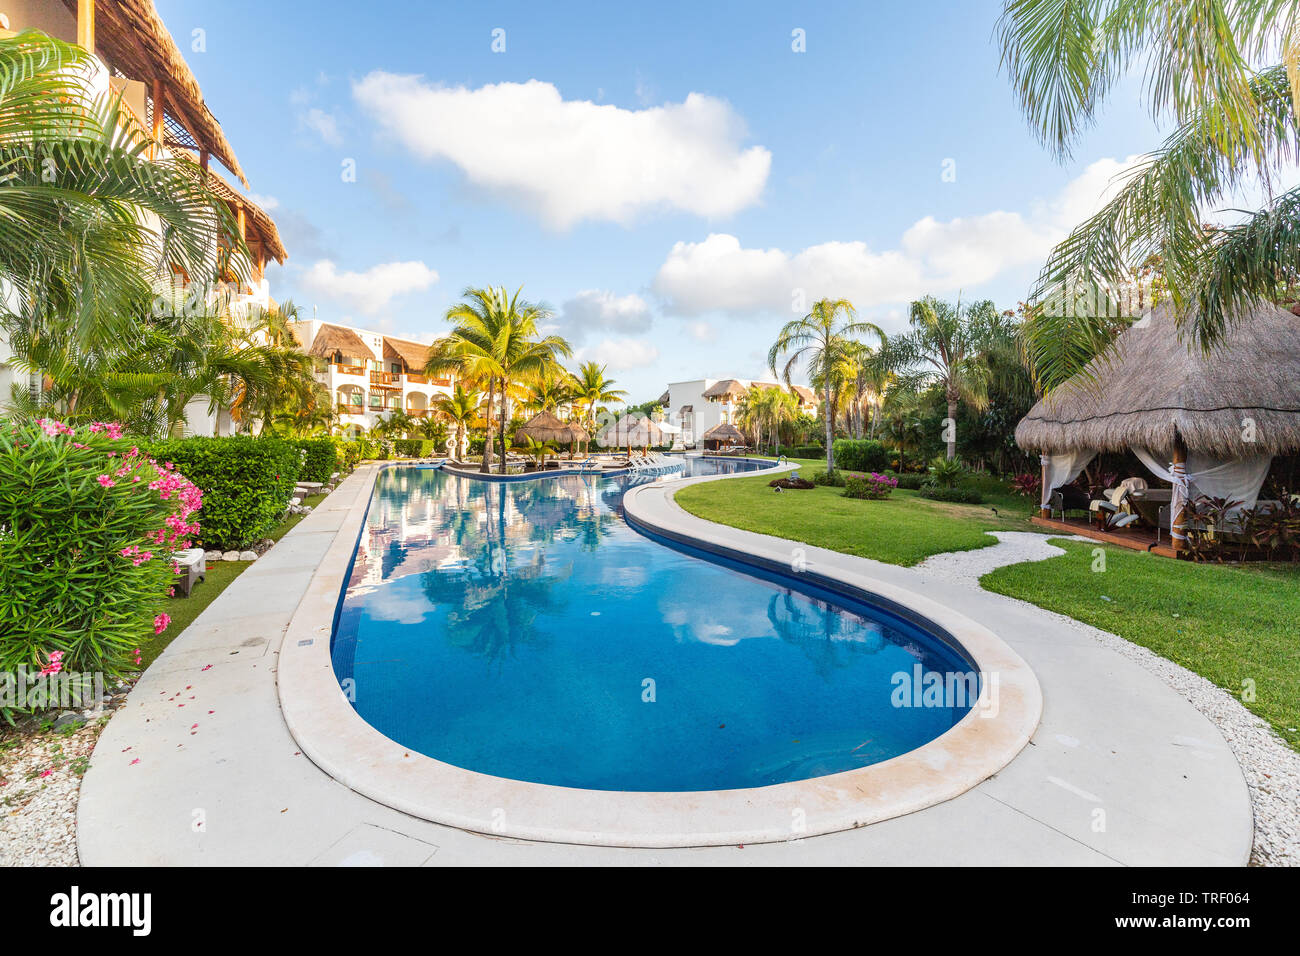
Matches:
[1016,300,1300,547]
[515,410,571,467]
[560,420,589,458]
[702,422,745,449]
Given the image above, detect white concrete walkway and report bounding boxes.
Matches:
[76,465,1253,865]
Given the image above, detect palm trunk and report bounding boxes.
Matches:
[946,396,958,460]
[480,379,495,473]
[498,387,509,475]
[824,384,834,472]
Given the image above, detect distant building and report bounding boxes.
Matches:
[663,378,819,447]
[290,320,454,436]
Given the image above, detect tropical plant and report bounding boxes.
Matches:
[571,361,627,452]
[881,297,1013,459]
[433,384,483,459]
[925,455,967,489]
[426,287,572,474]
[997,1,1300,348]
[768,298,883,473]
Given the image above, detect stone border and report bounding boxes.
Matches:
[276,460,1042,848]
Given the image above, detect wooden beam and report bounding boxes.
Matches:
[77,0,95,53]
[236,205,246,240]
[151,78,164,159]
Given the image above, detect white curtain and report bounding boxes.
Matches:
[1133,449,1273,533]
[1040,451,1097,508]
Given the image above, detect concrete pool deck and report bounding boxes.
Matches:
[76,462,1253,865]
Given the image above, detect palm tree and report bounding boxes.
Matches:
[997,1,1300,349]
[571,361,626,454]
[0,32,245,353]
[768,298,883,473]
[881,296,1010,460]
[426,287,572,474]
[520,369,576,415]
[433,383,483,458]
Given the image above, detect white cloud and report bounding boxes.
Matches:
[300,107,342,145]
[685,320,716,343]
[351,74,771,228]
[575,337,661,370]
[247,193,279,211]
[300,260,439,315]
[653,156,1145,316]
[557,289,653,342]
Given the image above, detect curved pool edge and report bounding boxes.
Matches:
[276,460,1043,848]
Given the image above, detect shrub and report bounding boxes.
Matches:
[832,438,890,473]
[332,438,362,472]
[813,468,846,487]
[1011,472,1042,497]
[925,455,967,489]
[777,444,825,460]
[918,486,985,504]
[843,472,898,500]
[887,471,926,490]
[0,419,201,713]
[393,438,440,458]
[287,437,338,483]
[146,436,300,550]
[468,436,486,455]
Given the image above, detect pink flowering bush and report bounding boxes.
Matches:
[0,418,202,706]
[842,472,899,500]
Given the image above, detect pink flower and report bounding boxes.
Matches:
[96,475,115,488]
[153,613,170,635]
[40,769,52,778]
[37,650,64,676]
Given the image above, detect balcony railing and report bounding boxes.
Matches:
[370,371,402,387]
[333,364,367,376]
[405,372,428,385]
[405,409,429,418]
[338,403,364,415]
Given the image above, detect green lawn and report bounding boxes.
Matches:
[675,461,1037,566]
[982,539,1300,751]
[134,492,327,668]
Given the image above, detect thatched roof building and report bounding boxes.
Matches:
[515,410,572,444]
[307,323,372,361]
[383,336,432,371]
[702,379,749,400]
[1016,301,1300,459]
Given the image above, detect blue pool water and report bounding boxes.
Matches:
[331,458,976,792]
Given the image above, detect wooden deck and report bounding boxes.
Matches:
[1031,515,1180,558]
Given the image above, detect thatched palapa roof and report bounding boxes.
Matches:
[1016,301,1300,458]
[702,422,744,443]
[67,0,248,187]
[203,170,287,263]
[383,336,432,370]
[515,410,583,444]
[790,384,817,404]
[307,323,372,360]
[703,379,748,399]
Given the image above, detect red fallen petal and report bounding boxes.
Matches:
[129,759,140,765]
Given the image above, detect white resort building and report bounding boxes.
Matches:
[0,0,286,436]
[290,320,455,437]
[662,378,820,447]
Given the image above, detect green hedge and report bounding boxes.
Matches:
[812,468,846,487]
[147,437,301,550]
[887,471,926,490]
[832,438,890,472]
[394,438,440,458]
[778,444,825,459]
[286,437,338,483]
[332,437,362,472]
[918,486,985,504]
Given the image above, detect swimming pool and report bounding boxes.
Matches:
[330,457,978,792]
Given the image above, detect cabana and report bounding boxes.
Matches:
[597,413,676,449]
[1015,301,1300,554]
[701,422,745,451]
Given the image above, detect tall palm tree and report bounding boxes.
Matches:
[425,287,571,473]
[571,361,626,453]
[433,383,483,458]
[997,1,1300,349]
[882,296,1013,459]
[768,298,883,473]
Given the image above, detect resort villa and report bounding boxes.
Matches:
[0,0,285,436]
[290,320,455,436]
[662,378,819,447]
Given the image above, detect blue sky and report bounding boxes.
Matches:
[157,0,1165,401]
